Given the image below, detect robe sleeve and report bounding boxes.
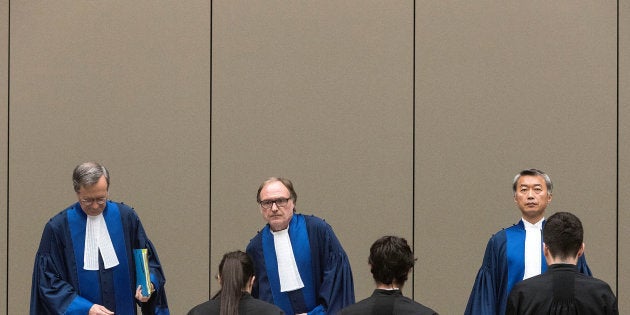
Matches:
[246,234,266,301]
[125,206,170,315]
[30,221,94,315]
[465,233,505,315]
[310,217,355,315]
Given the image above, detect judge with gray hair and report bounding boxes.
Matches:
[30,161,170,315]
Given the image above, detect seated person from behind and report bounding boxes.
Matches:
[338,236,438,315]
[506,212,617,315]
[188,251,284,315]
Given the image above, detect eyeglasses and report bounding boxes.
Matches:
[79,197,107,206]
[259,198,290,210]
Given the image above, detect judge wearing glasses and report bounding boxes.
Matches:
[30,162,169,315]
[246,177,355,315]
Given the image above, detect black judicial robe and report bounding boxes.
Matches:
[187,292,285,315]
[506,264,617,315]
[30,201,169,315]
[338,289,438,315]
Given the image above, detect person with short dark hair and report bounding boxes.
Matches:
[246,177,355,315]
[466,169,592,315]
[338,236,438,315]
[506,212,618,314]
[187,251,284,315]
[30,162,169,315]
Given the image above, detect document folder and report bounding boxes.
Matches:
[134,248,154,297]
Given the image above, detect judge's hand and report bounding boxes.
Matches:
[89,304,114,315]
[135,285,152,302]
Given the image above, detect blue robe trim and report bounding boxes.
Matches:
[248,214,354,315]
[31,201,170,314]
[505,224,524,298]
[466,219,589,315]
[261,214,316,315]
[67,202,134,313]
[505,220,549,297]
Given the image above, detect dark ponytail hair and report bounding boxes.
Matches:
[218,251,255,315]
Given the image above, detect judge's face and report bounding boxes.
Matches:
[514,175,552,223]
[259,181,294,231]
[77,175,109,216]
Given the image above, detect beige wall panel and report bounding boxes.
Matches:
[415,2,617,313]
[619,0,629,312]
[212,0,413,303]
[1,0,7,313]
[9,2,209,314]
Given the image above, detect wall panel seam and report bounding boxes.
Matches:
[412,0,417,301]
[616,0,620,298]
[209,0,214,302]
[5,1,10,314]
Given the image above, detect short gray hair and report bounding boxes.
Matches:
[512,168,552,194]
[72,162,110,192]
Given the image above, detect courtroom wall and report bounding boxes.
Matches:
[6,2,210,314]
[1,1,625,314]
[415,2,619,311]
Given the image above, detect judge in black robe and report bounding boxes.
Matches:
[505,211,617,315]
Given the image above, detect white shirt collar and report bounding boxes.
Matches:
[522,217,544,230]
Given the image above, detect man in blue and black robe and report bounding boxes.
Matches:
[506,212,616,315]
[465,169,590,315]
[30,162,169,315]
[246,177,354,315]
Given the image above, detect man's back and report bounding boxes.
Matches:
[338,289,438,315]
[506,264,617,315]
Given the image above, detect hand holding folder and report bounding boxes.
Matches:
[134,248,155,297]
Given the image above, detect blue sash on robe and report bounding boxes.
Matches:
[261,215,316,315]
[505,220,547,297]
[67,202,134,314]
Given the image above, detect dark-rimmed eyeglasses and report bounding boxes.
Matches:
[259,198,290,210]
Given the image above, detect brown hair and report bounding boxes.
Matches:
[217,251,255,315]
[256,177,298,211]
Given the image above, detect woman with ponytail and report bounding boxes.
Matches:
[188,251,284,315]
